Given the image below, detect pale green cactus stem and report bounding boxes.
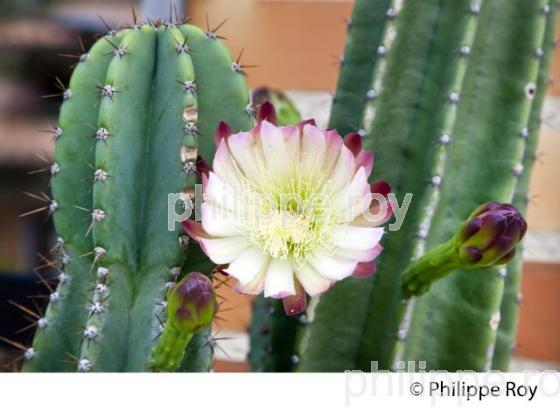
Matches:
[492,1,557,370]
[22,20,252,372]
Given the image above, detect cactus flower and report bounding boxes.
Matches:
[402,202,527,297]
[184,103,393,315]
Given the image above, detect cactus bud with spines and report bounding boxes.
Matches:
[454,202,527,267]
[402,202,527,298]
[167,273,217,334]
[151,273,217,371]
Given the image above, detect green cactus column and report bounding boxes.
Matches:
[492,3,557,370]
[23,22,252,372]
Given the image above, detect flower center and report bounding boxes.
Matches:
[242,182,336,262]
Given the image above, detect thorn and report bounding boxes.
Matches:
[184,121,198,135]
[92,127,111,141]
[103,37,127,58]
[98,14,117,36]
[131,5,138,26]
[9,300,41,320]
[512,163,524,177]
[366,89,377,101]
[330,54,344,66]
[173,35,191,54]
[341,16,352,30]
[39,125,63,140]
[42,77,71,100]
[34,253,56,272]
[19,192,57,218]
[178,79,196,93]
[32,268,54,293]
[205,14,228,39]
[97,84,118,99]
[385,7,397,19]
[231,48,258,75]
[0,336,28,351]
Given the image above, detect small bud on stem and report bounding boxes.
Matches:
[151,272,217,371]
[402,202,527,297]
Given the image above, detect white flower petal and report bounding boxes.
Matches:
[201,202,240,237]
[307,252,357,281]
[264,258,295,298]
[261,122,299,180]
[225,247,269,286]
[199,236,249,264]
[352,197,396,227]
[329,226,384,251]
[227,131,266,186]
[300,124,326,177]
[295,263,332,297]
[333,244,383,262]
[213,140,245,186]
[324,145,355,194]
[330,167,370,220]
[204,172,241,214]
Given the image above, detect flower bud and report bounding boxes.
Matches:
[402,202,527,297]
[251,87,301,125]
[167,272,217,334]
[454,202,527,268]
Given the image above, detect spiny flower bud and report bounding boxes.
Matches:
[454,202,527,267]
[402,202,527,297]
[166,272,217,334]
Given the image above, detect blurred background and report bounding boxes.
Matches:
[0,0,559,372]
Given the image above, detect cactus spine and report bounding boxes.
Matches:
[23,21,252,372]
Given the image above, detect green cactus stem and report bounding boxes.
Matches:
[492,3,557,370]
[22,20,252,372]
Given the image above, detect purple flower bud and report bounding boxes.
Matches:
[454,202,527,268]
[167,272,217,334]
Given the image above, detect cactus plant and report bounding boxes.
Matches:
[14,0,557,374]
[21,20,252,372]
[249,0,557,372]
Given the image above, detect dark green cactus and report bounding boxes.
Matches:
[247,0,557,372]
[22,21,252,372]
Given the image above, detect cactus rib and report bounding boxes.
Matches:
[22,35,123,372]
[491,2,557,370]
[391,0,484,369]
[328,0,393,136]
